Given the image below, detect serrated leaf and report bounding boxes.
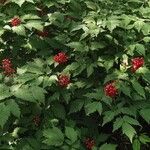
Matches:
[132,139,140,150]
[102,111,115,126]
[0,84,12,101]
[13,87,35,102]
[113,117,123,132]
[69,99,84,114]
[140,109,150,124]
[65,127,78,143]
[135,44,145,56]
[139,134,150,144]
[87,64,94,77]
[123,116,140,126]
[85,102,102,115]
[11,0,25,7]
[120,83,131,97]
[7,100,20,118]
[122,123,136,143]
[131,79,145,98]
[43,127,64,146]
[0,103,10,128]
[12,25,26,36]
[99,143,117,150]
[30,86,46,104]
[25,20,43,31]
[52,103,66,120]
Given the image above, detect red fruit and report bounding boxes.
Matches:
[2,58,12,68]
[1,59,15,76]
[104,82,118,98]
[53,52,68,64]
[131,57,144,72]
[3,67,15,76]
[84,138,95,150]
[58,75,70,87]
[33,115,41,126]
[37,30,49,37]
[10,17,21,27]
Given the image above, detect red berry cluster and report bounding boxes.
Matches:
[84,138,95,150]
[37,30,49,37]
[58,75,70,87]
[1,59,15,76]
[10,17,21,27]
[104,82,118,98]
[131,57,144,73]
[53,52,68,64]
[33,115,41,126]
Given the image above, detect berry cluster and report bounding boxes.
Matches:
[37,30,49,37]
[131,57,144,72]
[58,75,70,87]
[10,17,21,27]
[1,59,15,76]
[104,82,118,98]
[33,115,41,126]
[84,138,95,150]
[53,52,68,64]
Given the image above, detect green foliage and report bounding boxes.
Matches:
[0,0,150,149]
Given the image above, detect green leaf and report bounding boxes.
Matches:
[113,117,123,132]
[87,64,94,77]
[69,99,84,114]
[123,116,140,126]
[120,83,131,97]
[102,111,115,126]
[13,87,35,102]
[11,0,25,7]
[122,123,136,143]
[30,86,46,104]
[66,42,88,52]
[43,127,64,146]
[139,134,150,144]
[85,102,102,115]
[12,25,26,36]
[0,84,12,101]
[135,44,145,56]
[90,42,105,50]
[0,103,10,128]
[52,103,66,120]
[132,139,140,150]
[65,127,78,143]
[106,19,120,32]
[131,79,145,98]
[99,143,117,150]
[143,37,150,43]
[140,109,150,124]
[134,20,144,32]
[7,100,20,118]
[25,20,43,31]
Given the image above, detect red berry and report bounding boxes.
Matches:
[37,30,49,37]
[84,138,95,150]
[58,75,70,87]
[1,59,15,76]
[53,52,68,64]
[10,17,21,27]
[33,115,41,126]
[104,82,118,98]
[3,67,15,76]
[2,58,12,68]
[131,57,144,72]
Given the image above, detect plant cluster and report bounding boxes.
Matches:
[0,0,150,149]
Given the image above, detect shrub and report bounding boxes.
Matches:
[0,0,150,149]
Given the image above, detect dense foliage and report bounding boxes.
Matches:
[0,0,150,149]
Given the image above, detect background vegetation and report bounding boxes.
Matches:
[0,0,150,149]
